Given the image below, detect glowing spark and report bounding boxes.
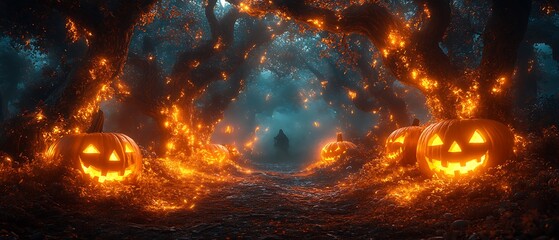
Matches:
[491,77,507,94]
[423,4,431,18]
[411,70,418,80]
[213,37,223,49]
[239,2,250,12]
[65,19,80,42]
[420,78,438,91]
[347,90,357,100]
[35,111,45,121]
[225,125,233,134]
[306,18,324,28]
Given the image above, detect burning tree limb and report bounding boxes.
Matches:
[354,46,410,128]
[301,37,410,130]
[227,0,533,122]
[117,2,286,157]
[166,16,286,156]
[169,1,242,101]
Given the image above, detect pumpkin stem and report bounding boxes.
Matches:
[412,118,420,126]
[86,110,104,133]
[337,132,343,142]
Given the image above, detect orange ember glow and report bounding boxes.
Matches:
[491,77,507,94]
[423,4,431,18]
[307,18,324,28]
[313,121,320,128]
[347,90,357,100]
[65,19,80,42]
[225,125,233,134]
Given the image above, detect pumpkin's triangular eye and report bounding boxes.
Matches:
[125,144,134,153]
[448,141,462,152]
[394,135,405,144]
[109,150,120,161]
[469,130,485,143]
[83,144,100,154]
[428,134,443,146]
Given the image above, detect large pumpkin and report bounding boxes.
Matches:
[198,144,230,165]
[416,119,513,177]
[385,123,423,165]
[46,133,142,183]
[320,133,357,162]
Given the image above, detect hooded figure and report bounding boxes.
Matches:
[274,129,289,154]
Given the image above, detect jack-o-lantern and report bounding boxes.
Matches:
[416,119,513,177]
[46,133,142,183]
[198,144,230,165]
[385,120,423,165]
[320,133,357,162]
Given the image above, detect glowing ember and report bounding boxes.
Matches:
[347,90,357,100]
[307,18,324,28]
[313,121,320,128]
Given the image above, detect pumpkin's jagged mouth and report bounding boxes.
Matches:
[386,147,403,159]
[80,159,135,183]
[321,147,349,162]
[425,151,488,176]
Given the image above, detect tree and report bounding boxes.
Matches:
[116,0,287,156]
[226,0,532,122]
[0,0,554,162]
[0,0,157,161]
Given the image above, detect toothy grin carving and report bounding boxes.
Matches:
[425,151,487,176]
[80,159,134,183]
[386,147,403,159]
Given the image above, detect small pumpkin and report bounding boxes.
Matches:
[385,119,423,165]
[46,133,142,183]
[320,133,357,162]
[198,144,230,165]
[416,119,513,177]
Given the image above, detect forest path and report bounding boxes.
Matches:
[74,163,387,240]
[1,159,388,239]
[3,155,557,239]
[162,170,376,239]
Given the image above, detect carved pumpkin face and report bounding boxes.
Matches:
[320,133,357,162]
[385,126,423,165]
[198,144,230,165]
[46,133,142,183]
[416,119,513,177]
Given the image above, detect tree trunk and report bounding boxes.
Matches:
[0,91,6,122]
[477,0,531,122]
[0,2,154,161]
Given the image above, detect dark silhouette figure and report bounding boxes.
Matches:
[274,129,289,154]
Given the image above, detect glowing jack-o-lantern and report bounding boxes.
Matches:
[198,144,230,165]
[416,119,513,177]
[385,124,423,165]
[320,133,357,162]
[46,133,142,183]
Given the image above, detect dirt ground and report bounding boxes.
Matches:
[1,147,559,239]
